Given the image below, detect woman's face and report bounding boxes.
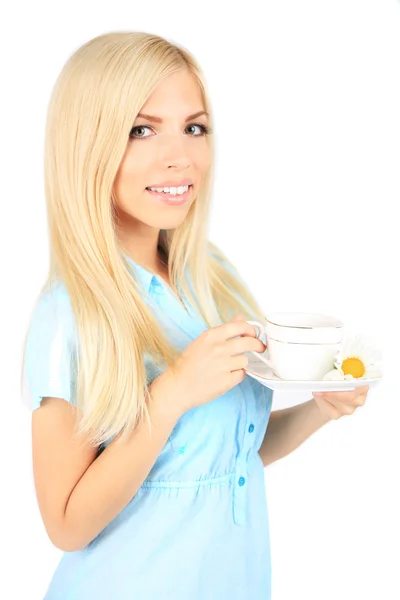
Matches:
[113,68,212,236]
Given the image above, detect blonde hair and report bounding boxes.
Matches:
[20,31,266,449]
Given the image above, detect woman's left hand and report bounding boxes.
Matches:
[312,385,370,421]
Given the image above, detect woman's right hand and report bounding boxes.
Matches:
[159,314,267,415]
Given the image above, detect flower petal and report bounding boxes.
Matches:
[322,369,345,381]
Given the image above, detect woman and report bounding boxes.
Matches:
[21,31,368,599]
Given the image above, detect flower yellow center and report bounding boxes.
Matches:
[341,357,365,378]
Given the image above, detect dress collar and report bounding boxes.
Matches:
[123,253,156,292]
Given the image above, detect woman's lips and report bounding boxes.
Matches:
[145,184,192,205]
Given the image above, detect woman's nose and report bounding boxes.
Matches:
[161,134,192,168]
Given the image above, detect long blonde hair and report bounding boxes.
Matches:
[21,31,266,449]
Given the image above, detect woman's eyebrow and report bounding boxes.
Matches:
[135,110,209,123]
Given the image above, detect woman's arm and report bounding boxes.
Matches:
[32,370,183,552]
[258,399,332,467]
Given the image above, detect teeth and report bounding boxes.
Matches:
[148,185,190,195]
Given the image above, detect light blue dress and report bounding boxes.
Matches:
[23,254,274,599]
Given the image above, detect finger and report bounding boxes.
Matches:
[227,335,266,356]
[228,316,267,349]
[319,397,342,420]
[320,396,358,415]
[349,392,367,407]
[322,387,369,405]
[358,385,370,395]
[228,320,258,339]
[333,399,357,415]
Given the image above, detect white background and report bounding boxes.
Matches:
[1,0,399,598]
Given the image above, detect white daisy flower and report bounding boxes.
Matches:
[322,334,382,381]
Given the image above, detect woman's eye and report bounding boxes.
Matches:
[186,124,207,136]
[129,125,152,139]
[129,123,210,140]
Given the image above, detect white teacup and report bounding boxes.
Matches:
[247,312,344,381]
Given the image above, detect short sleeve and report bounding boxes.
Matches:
[22,282,78,411]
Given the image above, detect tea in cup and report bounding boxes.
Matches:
[247,312,343,381]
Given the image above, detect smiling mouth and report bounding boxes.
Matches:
[145,184,193,194]
[145,184,193,204]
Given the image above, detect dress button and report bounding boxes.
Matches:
[248,424,254,433]
[238,476,246,486]
[151,278,162,293]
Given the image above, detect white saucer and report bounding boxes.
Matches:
[244,351,382,392]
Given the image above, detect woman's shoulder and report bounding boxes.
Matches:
[23,280,78,411]
[37,278,72,308]
[29,279,76,339]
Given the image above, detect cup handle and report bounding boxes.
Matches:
[246,321,275,370]
[246,320,264,340]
